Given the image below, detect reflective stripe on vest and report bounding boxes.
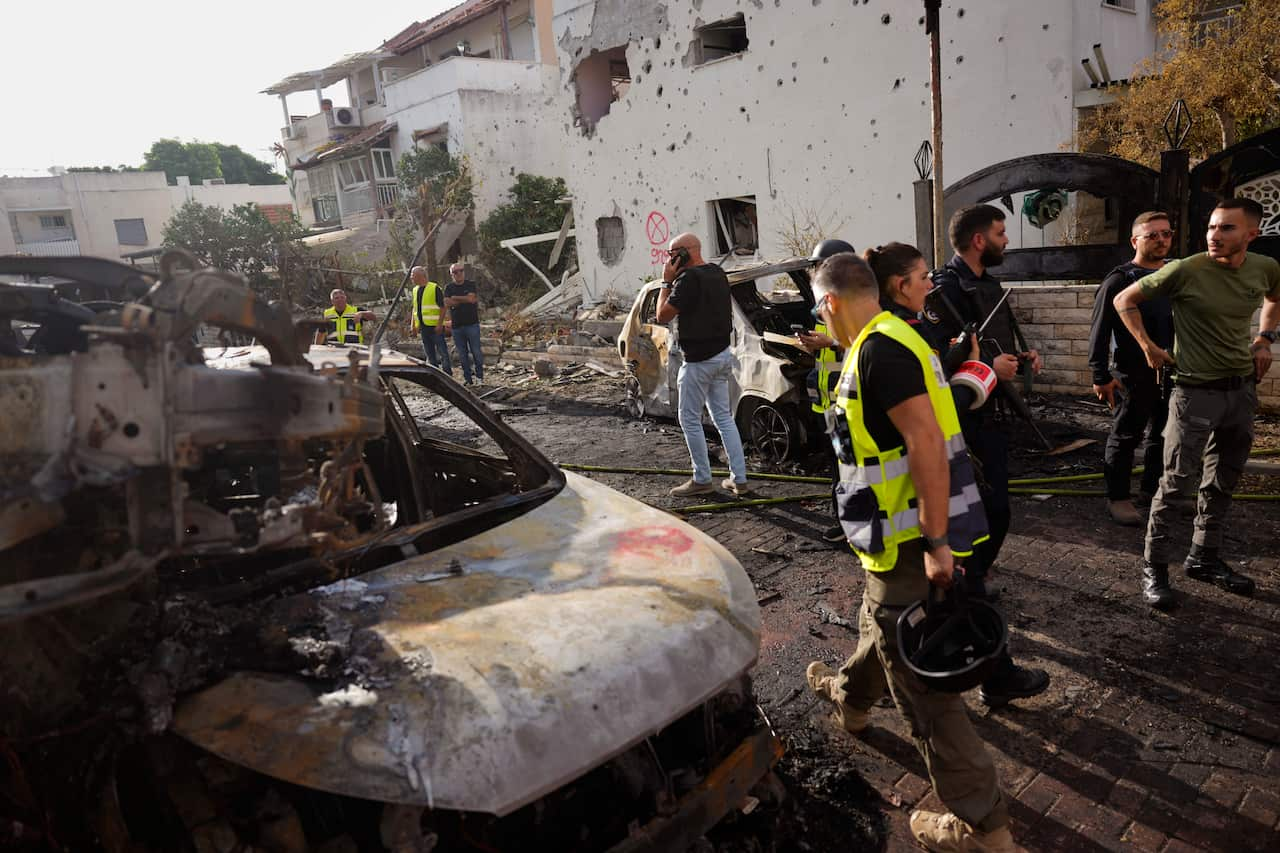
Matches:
[411,282,442,330]
[324,305,363,344]
[809,322,842,414]
[829,310,988,573]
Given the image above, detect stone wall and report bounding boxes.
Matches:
[1007,285,1280,411]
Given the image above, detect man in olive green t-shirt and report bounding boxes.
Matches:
[1114,197,1280,609]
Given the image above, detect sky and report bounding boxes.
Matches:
[0,0,460,177]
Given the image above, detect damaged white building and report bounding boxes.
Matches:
[550,0,1160,303]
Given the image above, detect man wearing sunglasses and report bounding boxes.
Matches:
[1087,212,1175,527]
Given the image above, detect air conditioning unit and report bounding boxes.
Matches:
[327,106,362,129]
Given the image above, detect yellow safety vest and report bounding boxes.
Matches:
[809,322,841,414]
[323,304,363,345]
[827,310,988,573]
[411,282,443,330]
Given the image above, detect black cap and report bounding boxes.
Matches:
[809,239,857,261]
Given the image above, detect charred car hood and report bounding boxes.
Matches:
[173,471,760,816]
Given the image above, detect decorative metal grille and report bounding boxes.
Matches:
[1234,172,1280,236]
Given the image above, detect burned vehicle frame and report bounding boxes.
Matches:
[617,259,821,466]
[0,253,781,852]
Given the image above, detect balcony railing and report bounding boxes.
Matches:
[15,239,81,257]
[339,185,374,215]
[376,182,400,210]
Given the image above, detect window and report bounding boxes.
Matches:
[1102,0,1135,10]
[1193,2,1242,44]
[596,216,625,265]
[114,218,148,246]
[693,14,749,65]
[337,158,371,189]
[372,148,396,181]
[572,45,630,133]
[39,214,67,229]
[708,197,758,256]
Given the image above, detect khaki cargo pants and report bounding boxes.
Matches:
[838,542,1009,832]
[1145,382,1257,564]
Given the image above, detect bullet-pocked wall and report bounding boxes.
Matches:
[549,0,1158,304]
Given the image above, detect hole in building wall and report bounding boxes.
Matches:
[708,196,758,256]
[596,216,626,265]
[693,13,749,64]
[572,46,632,134]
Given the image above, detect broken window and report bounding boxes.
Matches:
[1101,0,1134,9]
[693,14,749,65]
[572,46,631,132]
[597,216,625,265]
[709,197,758,256]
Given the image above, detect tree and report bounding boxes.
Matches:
[1078,0,1280,166]
[214,143,286,185]
[397,146,474,279]
[478,174,574,304]
[162,201,305,294]
[144,139,223,186]
[67,165,142,173]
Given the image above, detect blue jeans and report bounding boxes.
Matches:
[677,347,747,484]
[452,323,485,383]
[420,327,452,374]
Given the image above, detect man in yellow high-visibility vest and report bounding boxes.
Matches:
[320,289,376,345]
[409,266,453,374]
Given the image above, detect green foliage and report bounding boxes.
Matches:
[398,146,473,213]
[162,201,304,291]
[67,165,142,173]
[213,144,286,185]
[142,139,284,186]
[478,174,574,304]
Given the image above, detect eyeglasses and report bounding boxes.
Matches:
[1137,230,1174,240]
[811,293,831,321]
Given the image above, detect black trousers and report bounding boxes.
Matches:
[1103,373,1169,500]
[962,423,1009,583]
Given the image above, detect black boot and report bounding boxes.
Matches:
[1141,561,1176,610]
[1184,551,1255,597]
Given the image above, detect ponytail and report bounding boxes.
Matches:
[863,242,924,300]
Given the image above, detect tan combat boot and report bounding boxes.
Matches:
[909,810,1016,852]
[1107,498,1142,527]
[805,662,868,733]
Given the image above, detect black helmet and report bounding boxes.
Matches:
[897,584,1006,693]
[809,238,856,261]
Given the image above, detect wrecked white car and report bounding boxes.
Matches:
[0,253,780,852]
[618,259,820,464]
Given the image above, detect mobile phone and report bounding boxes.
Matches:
[670,247,689,270]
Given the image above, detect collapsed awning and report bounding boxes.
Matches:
[291,122,396,171]
[382,0,506,55]
[262,49,395,96]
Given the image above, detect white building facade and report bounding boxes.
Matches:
[0,171,293,260]
[549,0,1160,302]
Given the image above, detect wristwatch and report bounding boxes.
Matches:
[923,533,948,551]
[1259,329,1278,344]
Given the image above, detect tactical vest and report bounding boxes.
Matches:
[807,322,842,414]
[826,310,988,573]
[324,305,363,345]
[411,282,443,330]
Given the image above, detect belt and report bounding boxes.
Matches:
[1176,374,1253,391]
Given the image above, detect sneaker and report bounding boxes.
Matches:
[1107,498,1142,527]
[822,524,847,544]
[805,662,868,733]
[670,478,716,497]
[720,477,754,497]
[979,665,1050,708]
[1184,553,1255,597]
[909,810,1016,853]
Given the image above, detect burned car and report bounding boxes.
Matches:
[617,259,820,464]
[0,253,780,852]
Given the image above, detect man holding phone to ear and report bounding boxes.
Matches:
[656,233,754,497]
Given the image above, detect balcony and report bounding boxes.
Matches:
[383,56,550,113]
[15,239,81,257]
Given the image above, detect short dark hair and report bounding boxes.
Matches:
[863,243,924,299]
[949,204,1006,253]
[1132,211,1171,229]
[1215,197,1265,225]
[813,252,879,300]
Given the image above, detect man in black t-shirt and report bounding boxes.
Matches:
[1087,212,1174,526]
[655,233,752,497]
[445,262,485,386]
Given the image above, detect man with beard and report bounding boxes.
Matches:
[1087,212,1175,527]
[926,204,1050,709]
[1114,197,1279,608]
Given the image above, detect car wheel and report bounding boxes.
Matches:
[748,402,805,465]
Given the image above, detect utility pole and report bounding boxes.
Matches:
[925,0,944,267]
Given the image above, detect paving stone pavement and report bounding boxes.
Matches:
[682,494,1280,853]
